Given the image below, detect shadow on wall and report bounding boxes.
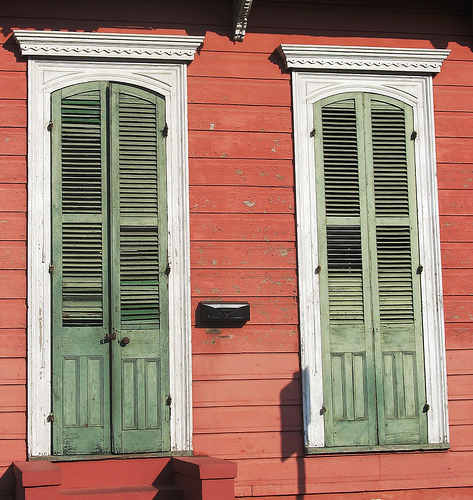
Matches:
[280,370,307,498]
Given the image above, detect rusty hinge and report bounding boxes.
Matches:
[48,264,55,274]
[47,413,54,422]
[423,403,430,413]
[47,121,53,132]
[411,130,418,141]
[166,395,172,406]
[320,404,327,415]
[165,261,171,276]
[417,264,424,275]
[162,123,169,137]
[310,128,316,137]
[315,264,322,274]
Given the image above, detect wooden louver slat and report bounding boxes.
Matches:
[116,87,162,330]
[61,91,102,214]
[327,226,364,322]
[376,226,414,323]
[321,98,360,217]
[120,227,160,328]
[371,99,409,217]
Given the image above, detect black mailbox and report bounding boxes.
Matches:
[200,301,250,326]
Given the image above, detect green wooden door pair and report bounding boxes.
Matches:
[314,93,428,449]
[51,82,170,456]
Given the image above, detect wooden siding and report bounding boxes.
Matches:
[0,0,472,498]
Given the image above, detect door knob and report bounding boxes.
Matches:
[120,337,130,347]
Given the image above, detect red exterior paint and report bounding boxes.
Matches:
[1,0,473,498]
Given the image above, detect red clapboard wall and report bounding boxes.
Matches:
[0,0,473,498]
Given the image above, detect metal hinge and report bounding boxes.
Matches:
[47,413,54,422]
[48,264,55,274]
[417,264,424,275]
[411,130,417,140]
[47,121,53,132]
[423,403,430,413]
[165,261,171,276]
[166,395,172,406]
[162,123,169,137]
[315,264,322,274]
[320,404,327,415]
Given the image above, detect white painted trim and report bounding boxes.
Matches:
[278,44,450,73]
[14,30,204,62]
[233,0,254,42]
[22,51,196,456]
[290,69,449,450]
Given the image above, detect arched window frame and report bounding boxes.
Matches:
[278,44,450,452]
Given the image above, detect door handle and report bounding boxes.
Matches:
[120,337,130,347]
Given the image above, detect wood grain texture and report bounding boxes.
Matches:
[189,159,294,187]
[0,156,27,184]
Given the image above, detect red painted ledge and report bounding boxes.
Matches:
[173,456,237,500]
[13,461,62,500]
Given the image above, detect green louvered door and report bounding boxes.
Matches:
[314,93,427,449]
[51,82,169,456]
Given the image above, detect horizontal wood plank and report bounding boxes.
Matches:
[0,385,25,412]
[0,270,25,298]
[188,104,291,133]
[0,213,26,240]
[193,430,304,459]
[445,323,473,350]
[190,213,296,241]
[192,352,300,380]
[448,400,473,425]
[189,159,294,187]
[189,186,294,214]
[446,349,473,375]
[193,405,302,434]
[437,164,473,190]
[439,190,473,215]
[447,374,473,400]
[0,186,26,212]
[0,72,26,100]
[437,138,473,164]
[449,424,473,452]
[442,269,473,295]
[435,112,473,138]
[0,300,26,329]
[189,131,293,160]
[191,269,297,297]
[0,358,25,385]
[193,378,301,407]
[0,100,26,128]
[188,51,290,80]
[0,330,26,358]
[192,325,299,354]
[440,216,473,242]
[0,156,26,184]
[191,242,296,269]
[188,77,291,106]
[0,243,26,269]
[0,129,26,156]
[0,412,25,440]
[434,87,473,112]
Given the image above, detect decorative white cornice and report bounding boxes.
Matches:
[278,44,450,73]
[13,30,204,62]
[233,0,254,42]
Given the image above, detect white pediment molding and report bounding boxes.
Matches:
[233,0,254,42]
[278,44,450,73]
[13,30,204,62]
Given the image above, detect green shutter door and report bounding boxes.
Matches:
[109,83,170,453]
[51,82,169,456]
[314,93,427,449]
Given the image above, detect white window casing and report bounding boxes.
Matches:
[278,44,450,450]
[14,30,204,457]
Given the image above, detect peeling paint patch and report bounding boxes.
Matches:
[271,147,276,153]
[211,259,218,266]
[220,153,227,158]
[243,200,255,207]
[276,175,285,180]
[209,123,215,130]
